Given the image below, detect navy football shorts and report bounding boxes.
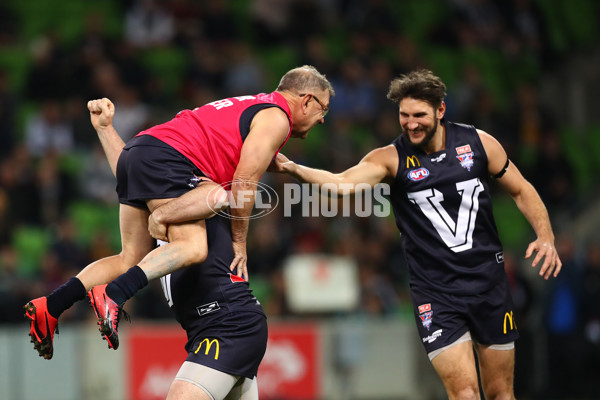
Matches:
[410,275,519,354]
[184,311,268,379]
[116,134,207,208]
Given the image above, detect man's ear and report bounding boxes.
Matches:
[301,94,310,115]
[437,101,446,119]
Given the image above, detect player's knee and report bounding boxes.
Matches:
[453,386,479,400]
[485,394,513,400]
[483,384,514,400]
[185,243,208,265]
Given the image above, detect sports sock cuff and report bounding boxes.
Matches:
[107,265,149,306]
[46,277,87,318]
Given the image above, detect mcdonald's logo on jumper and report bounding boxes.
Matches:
[406,155,420,168]
[195,338,220,360]
[503,311,516,334]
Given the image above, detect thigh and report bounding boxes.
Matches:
[474,344,515,398]
[170,361,239,400]
[431,340,480,398]
[76,204,154,288]
[224,377,258,400]
[118,203,155,263]
[146,178,227,222]
[167,380,212,400]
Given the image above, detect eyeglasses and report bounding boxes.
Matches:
[299,93,329,117]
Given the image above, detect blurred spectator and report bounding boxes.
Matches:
[0,187,8,244]
[285,0,326,46]
[182,39,224,101]
[112,85,151,142]
[50,218,89,273]
[198,0,239,45]
[299,35,336,78]
[36,152,75,226]
[167,0,203,45]
[329,58,378,124]
[368,58,397,114]
[111,41,150,95]
[247,211,290,276]
[65,95,98,150]
[449,0,504,48]
[0,146,41,226]
[0,245,30,323]
[372,109,401,145]
[69,12,115,100]
[79,144,119,205]
[90,60,122,99]
[341,0,400,44]
[124,0,175,48]
[464,88,515,155]
[250,0,292,45]
[542,234,585,399]
[0,3,18,45]
[496,0,551,64]
[446,65,484,122]
[24,100,74,157]
[390,34,426,74]
[24,32,70,101]
[0,69,18,158]
[357,237,399,316]
[223,42,266,95]
[581,241,600,397]
[529,131,576,218]
[88,229,117,261]
[513,82,555,153]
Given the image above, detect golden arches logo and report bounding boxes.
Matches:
[195,338,220,360]
[503,311,516,334]
[406,155,420,169]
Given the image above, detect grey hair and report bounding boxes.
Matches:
[277,65,335,97]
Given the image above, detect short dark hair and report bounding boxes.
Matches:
[387,69,446,109]
[277,65,335,97]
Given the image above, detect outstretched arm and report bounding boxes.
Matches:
[87,98,125,177]
[479,130,562,279]
[271,144,397,193]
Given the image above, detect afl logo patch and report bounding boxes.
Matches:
[408,168,430,181]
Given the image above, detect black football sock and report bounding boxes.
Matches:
[46,277,87,318]
[105,265,148,307]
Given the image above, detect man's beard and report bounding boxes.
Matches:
[402,119,438,150]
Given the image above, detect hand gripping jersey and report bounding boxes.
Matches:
[138,92,293,184]
[389,120,505,295]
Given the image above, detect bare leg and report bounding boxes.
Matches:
[80,180,224,288]
[475,343,516,400]
[431,339,481,400]
[167,381,213,400]
[137,218,208,280]
[76,204,155,290]
[135,198,209,281]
